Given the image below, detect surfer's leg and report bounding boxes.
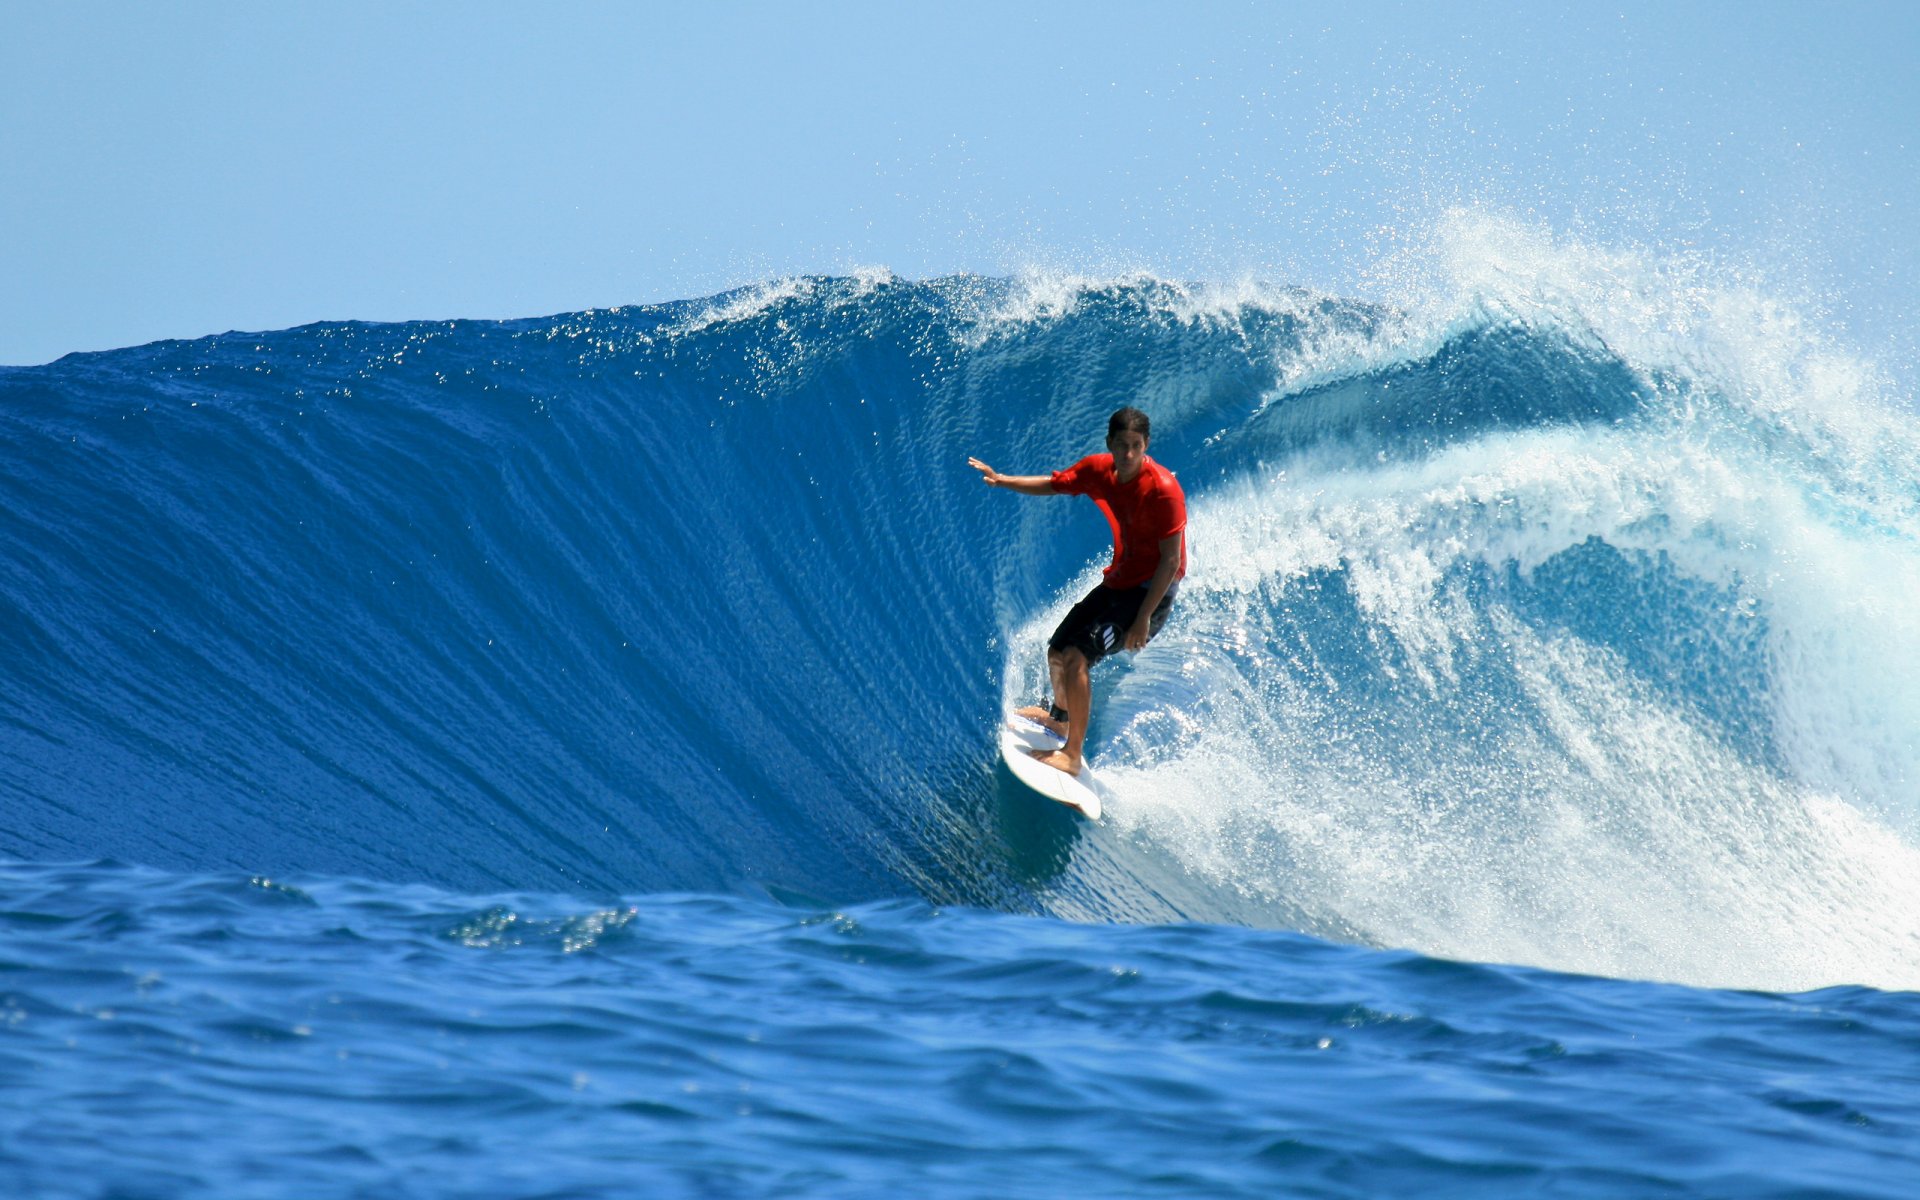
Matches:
[1029,585,1107,742]
[1045,649,1073,726]
[1056,647,1091,765]
[1033,583,1145,774]
[1031,646,1090,775]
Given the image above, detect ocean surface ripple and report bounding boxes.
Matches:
[3,859,1916,1199]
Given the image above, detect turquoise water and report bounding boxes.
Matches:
[3,223,1919,1194]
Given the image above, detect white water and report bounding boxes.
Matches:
[1004,215,1920,992]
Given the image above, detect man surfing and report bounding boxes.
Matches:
[969,406,1187,777]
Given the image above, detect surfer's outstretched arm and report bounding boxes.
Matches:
[968,458,1057,496]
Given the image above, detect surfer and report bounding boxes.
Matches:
[968,406,1187,777]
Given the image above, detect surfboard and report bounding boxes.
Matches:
[999,714,1103,820]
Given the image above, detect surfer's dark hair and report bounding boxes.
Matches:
[1108,407,1151,440]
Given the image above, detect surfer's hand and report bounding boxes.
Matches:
[967,457,1000,486]
[1125,616,1152,652]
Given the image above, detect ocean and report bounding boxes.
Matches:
[3,216,1917,1196]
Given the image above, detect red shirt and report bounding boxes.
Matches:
[1050,454,1188,589]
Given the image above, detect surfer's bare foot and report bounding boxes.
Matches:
[1027,748,1083,777]
[1014,705,1068,738]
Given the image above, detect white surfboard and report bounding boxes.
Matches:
[999,714,1103,820]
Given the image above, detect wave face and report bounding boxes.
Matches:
[4,217,1918,991]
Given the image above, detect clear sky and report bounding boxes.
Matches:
[4,1,1916,370]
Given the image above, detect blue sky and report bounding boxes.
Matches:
[3,2,1916,369]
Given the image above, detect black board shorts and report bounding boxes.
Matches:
[1047,580,1179,665]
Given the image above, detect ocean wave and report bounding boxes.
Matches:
[3,212,1916,990]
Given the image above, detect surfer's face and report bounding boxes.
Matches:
[1108,429,1149,481]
